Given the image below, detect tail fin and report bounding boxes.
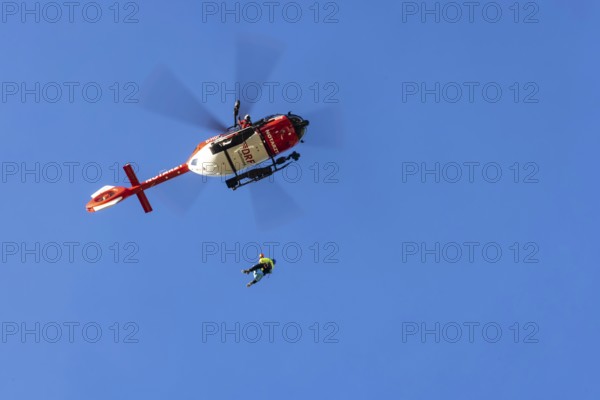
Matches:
[123,164,153,213]
[87,185,127,212]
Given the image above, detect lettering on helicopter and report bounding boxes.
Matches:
[265,130,280,155]
[145,165,182,184]
[239,142,256,166]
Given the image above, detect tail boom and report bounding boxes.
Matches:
[86,163,189,213]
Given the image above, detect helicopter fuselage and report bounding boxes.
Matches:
[187,113,304,176]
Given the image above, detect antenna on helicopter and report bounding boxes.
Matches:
[233,99,240,127]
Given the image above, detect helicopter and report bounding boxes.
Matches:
[85,99,310,213]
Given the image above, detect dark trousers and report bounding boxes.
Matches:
[248,263,271,274]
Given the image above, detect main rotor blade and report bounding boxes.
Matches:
[303,106,344,149]
[235,34,285,117]
[140,66,228,132]
[249,177,303,229]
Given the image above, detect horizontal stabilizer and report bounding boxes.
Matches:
[136,192,153,213]
[123,163,153,213]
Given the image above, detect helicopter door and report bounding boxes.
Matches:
[229,133,269,170]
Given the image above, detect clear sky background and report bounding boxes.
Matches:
[1,1,599,399]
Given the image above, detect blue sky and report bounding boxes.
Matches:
[1,1,599,399]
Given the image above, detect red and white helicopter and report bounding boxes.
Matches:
[86,36,340,217]
[86,99,309,213]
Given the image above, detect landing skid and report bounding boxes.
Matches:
[226,152,300,190]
